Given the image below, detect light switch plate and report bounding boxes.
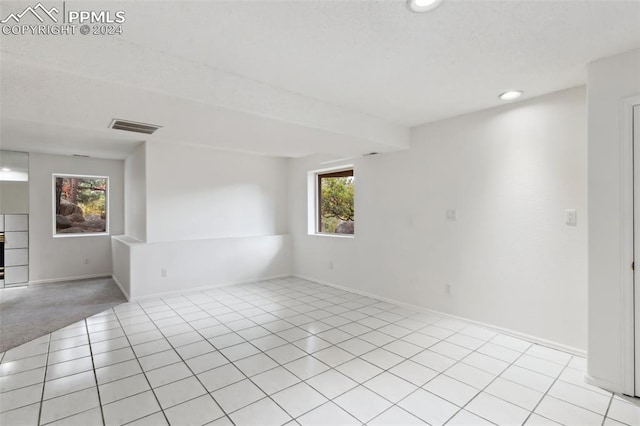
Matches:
[566,209,577,226]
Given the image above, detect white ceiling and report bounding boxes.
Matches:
[1,0,639,159]
[0,149,29,181]
[120,0,640,126]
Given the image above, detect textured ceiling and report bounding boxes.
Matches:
[89,0,640,126]
[1,0,639,158]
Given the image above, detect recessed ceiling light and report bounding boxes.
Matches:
[1,168,11,172]
[407,0,443,13]
[499,90,523,101]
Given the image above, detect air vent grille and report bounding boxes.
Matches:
[110,119,161,135]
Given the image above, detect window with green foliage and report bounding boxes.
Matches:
[317,169,354,234]
[53,175,108,235]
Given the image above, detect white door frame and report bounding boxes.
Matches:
[623,95,640,396]
[633,102,640,397]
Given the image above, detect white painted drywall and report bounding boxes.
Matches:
[125,234,291,300]
[115,142,292,297]
[111,236,131,299]
[0,181,29,213]
[145,142,288,243]
[289,87,587,352]
[29,153,124,282]
[587,49,640,394]
[3,58,408,160]
[124,143,147,242]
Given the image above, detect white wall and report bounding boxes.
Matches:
[115,142,292,298]
[289,87,587,352]
[29,153,124,282]
[111,236,131,298]
[0,181,28,213]
[122,234,291,300]
[124,143,147,242]
[587,49,640,394]
[145,142,288,243]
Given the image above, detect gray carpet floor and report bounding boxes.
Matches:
[0,277,126,353]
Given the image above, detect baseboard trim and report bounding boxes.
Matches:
[128,274,292,302]
[294,274,586,357]
[111,275,131,302]
[28,274,112,285]
[585,374,625,395]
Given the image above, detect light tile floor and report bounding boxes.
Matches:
[1,277,639,426]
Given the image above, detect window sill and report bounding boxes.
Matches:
[53,232,110,238]
[309,233,355,239]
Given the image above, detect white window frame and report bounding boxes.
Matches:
[307,165,355,238]
[52,174,110,238]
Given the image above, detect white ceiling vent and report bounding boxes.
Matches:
[109,119,161,135]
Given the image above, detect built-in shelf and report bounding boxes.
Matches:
[1,214,29,287]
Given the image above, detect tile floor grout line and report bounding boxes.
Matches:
[40,407,103,426]
[520,357,582,425]
[39,322,111,424]
[538,366,616,420]
[139,297,252,424]
[255,289,570,383]
[0,357,50,385]
[34,367,99,421]
[158,285,366,417]
[35,333,52,426]
[369,334,525,425]
[1,315,470,394]
[359,317,609,424]
[496,362,604,398]
[126,316,540,422]
[119,411,165,426]
[231,289,388,423]
[0,334,568,424]
[601,393,615,426]
[0,278,621,426]
[146,295,304,425]
[155,280,562,424]
[85,315,108,426]
[332,321,517,423]
[110,303,173,426]
[189,285,471,423]
[540,378,618,416]
[361,315,577,424]
[285,290,465,423]
[465,333,604,424]
[448,341,539,425]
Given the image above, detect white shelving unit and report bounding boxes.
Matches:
[1,214,29,287]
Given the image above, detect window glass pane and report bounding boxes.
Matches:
[318,170,354,234]
[54,176,108,235]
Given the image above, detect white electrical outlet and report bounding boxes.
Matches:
[161,268,167,277]
[329,261,334,270]
[566,209,577,226]
[446,209,457,221]
[445,283,451,294]
[84,258,90,265]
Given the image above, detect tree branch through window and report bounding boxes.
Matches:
[318,169,354,234]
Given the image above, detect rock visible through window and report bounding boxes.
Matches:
[54,175,108,235]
